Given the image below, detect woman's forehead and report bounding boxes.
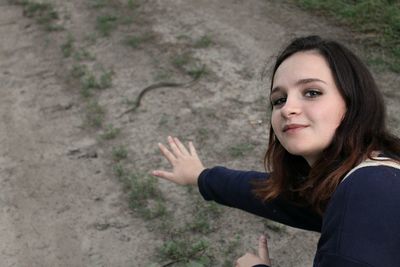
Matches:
[273,51,333,87]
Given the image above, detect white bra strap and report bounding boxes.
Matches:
[341,158,400,183]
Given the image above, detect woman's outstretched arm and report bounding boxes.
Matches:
[153,136,322,231]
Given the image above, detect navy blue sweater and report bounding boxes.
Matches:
[198,165,400,267]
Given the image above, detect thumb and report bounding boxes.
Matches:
[258,234,271,265]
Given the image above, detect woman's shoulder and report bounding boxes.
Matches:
[321,159,400,267]
[325,158,400,225]
[340,157,400,185]
[331,158,400,204]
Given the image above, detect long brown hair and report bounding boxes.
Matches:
[254,36,400,215]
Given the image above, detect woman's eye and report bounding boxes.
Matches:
[304,90,322,98]
[271,97,287,106]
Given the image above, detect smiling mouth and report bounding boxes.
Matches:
[283,124,308,132]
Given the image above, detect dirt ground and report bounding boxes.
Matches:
[0,0,399,266]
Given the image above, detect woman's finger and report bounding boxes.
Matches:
[152,170,176,182]
[173,137,190,155]
[158,142,177,164]
[258,234,271,265]
[168,136,182,156]
[188,141,199,158]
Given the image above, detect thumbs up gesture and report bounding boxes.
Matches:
[235,235,271,267]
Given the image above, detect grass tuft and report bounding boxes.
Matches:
[17,0,61,31]
[73,48,96,61]
[127,0,140,10]
[88,0,108,9]
[188,202,221,234]
[80,69,113,96]
[96,14,118,37]
[126,173,167,219]
[113,163,126,179]
[158,238,210,263]
[100,124,121,140]
[172,52,193,69]
[98,70,114,89]
[172,52,207,78]
[194,35,213,48]
[186,64,207,79]
[61,34,75,58]
[70,64,87,79]
[112,146,128,161]
[85,101,105,128]
[124,33,155,48]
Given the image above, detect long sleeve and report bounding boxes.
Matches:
[315,165,400,267]
[198,166,322,232]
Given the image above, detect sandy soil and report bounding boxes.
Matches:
[0,0,398,266]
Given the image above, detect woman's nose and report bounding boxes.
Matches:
[280,97,301,118]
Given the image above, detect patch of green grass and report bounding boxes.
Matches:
[113,163,126,180]
[80,73,97,97]
[227,143,256,158]
[61,34,75,58]
[293,0,400,72]
[88,0,108,9]
[194,35,213,48]
[124,33,154,48]
[172,52,193,69]
[70,64,88,79]
[187,201,221,234]
[73,48,96,61]
[85,101,105,128]
[125,173,167,219]
[221,235,242,267]
[100,124,121,140]
[80,69,113,96]
[46,24,64,32]
[186,64,207,79]
[158,238,211,265]
[96,14,118,37]
[124,36,142,48]
[18,0,61,31]
[98,70,114,89]
[84,33,98,45]
[366,54,388,72]
[172,52,207,78]
[112,146,128,161]
[127,0,140,10]
[119,15,135,25]
[224,235,242,254]
[137,198,168,220]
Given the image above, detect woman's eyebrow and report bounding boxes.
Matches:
[271,78,327,93]
[295,78,327,86]
[271,86,282,95]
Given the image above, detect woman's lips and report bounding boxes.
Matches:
[283,124,308,133]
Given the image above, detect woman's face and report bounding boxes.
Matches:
[271,51,346,165]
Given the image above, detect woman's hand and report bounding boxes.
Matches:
[235,235,271,267]
[152,136,205,185]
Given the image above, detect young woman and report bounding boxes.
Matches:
[152,36,400,267]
